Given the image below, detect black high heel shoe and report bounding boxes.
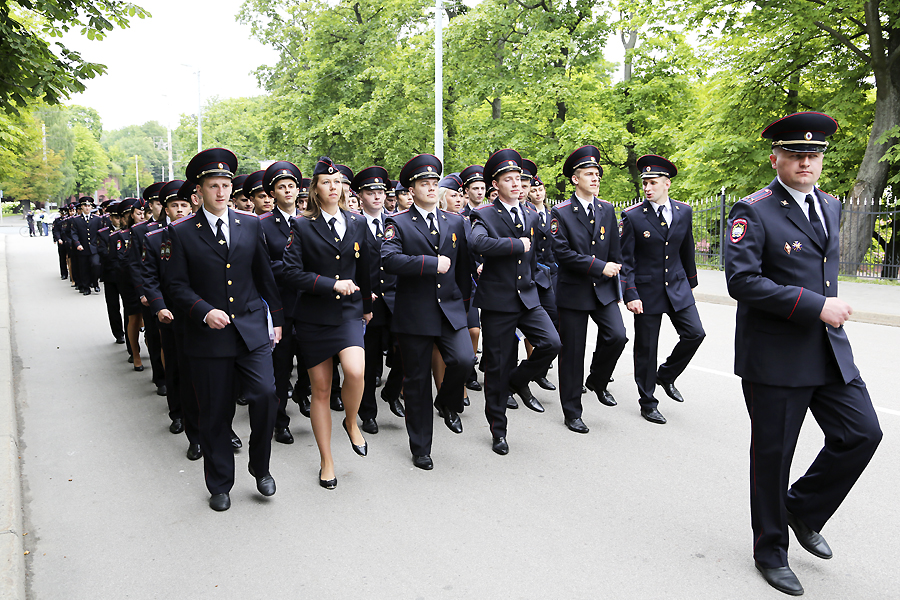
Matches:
[318,468,337,490]
[133,365,144,372]
[342,418,368,456]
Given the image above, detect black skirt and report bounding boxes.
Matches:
[294,318,365,368]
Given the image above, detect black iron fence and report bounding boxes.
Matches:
[599,193,900,281]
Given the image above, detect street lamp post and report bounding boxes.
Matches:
[134,155,140,198]
[434,0,443,164]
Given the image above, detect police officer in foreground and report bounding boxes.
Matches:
[620,155,705,425]
[724,112,882,596]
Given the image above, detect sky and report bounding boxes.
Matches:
[60,0,279,131]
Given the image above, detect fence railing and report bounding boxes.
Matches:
[598,193,900,281]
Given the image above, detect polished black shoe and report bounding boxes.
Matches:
[330,396,344,411]
[412,454,433,470]
[385,396,405,418]
[507,395,519,409]
[534,377,556,391]
[492,436,509,455]
[274,427,294,444]
[287,388,293,398]
[298,396,311,418]
[115,336,126,344]
[463,395,470,406]
[657,378,685,402]
[342,418,368,456]
[599,389,617,406]
[375,376,382,387]
[93,286,101,293]
[510,384,544,413]
[465,379,482,392]
[361,418,379,434]
[156,384,167,397]
[186,443,202,461]
[434,403,463,434]
[169,418,184,434]
[581,385,587,394]
[231,433,242,449]
[565,417,590,434]
[641,407,667,424]
[755,563,804,596]
[209,493,231,511]
[787,512,832,559]
[127,355,134,364]
[133,365,144,372]
[249,465,276,496]
[318,468,337,489]
[235,395,249,406]
[82,289,91,295]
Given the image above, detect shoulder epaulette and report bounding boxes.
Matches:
[740,189,772,205]
[817,188,839,203]
[172,213,196,226]
[596,197,611,205]
[475,203,494,211]
[392,208,411,216]
[235,208,256,215]
[439,209,462,217]
[622,202,643,213]
[554,200,572,209]
[99,226,109,233]
[147,228,165,237]
[673,199,690,206]
[259,212,273,220]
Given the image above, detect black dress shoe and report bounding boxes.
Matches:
[599,389,617,406]
[434,403,463,434]
[156,384,167,396]
[82,289,91,295]
[465,379,482,392]
[298,396,311,418]
[330,396,344,411]
[93,286,101,293]
[507,395,519,409]
[186,443,202,461]
[133,365,144,372]
[510,384,544,413]
[565,417,590,434]
[169,418,184,434]
[412,454,433,470]
[463,395,470,406]
[318,468,337,489]
[127,355,134,363]
[274,427,294,444]
[755,563,804,596]
[209,493,231,511]
[115,336,126,344]
[235,395,248,406]
[656,378,685,402]
[249,465,276,496]
[787,511,832,559]
[641,407,667,424]
[287,388,293,398]
[534,376,556,391]
[361,418,379,434]
[231,433,242,449]
[375,376,382,387]
[385,396,405,418]
[581,385,587,394]
[342,418,368,456]
[492,436,509,455]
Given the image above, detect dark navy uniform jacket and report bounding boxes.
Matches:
[381,208,472,335]
[166,209,284,358]
[259,209,297,316]
[128,219,162,298]
[549,194,621,310]
[70,214,102,255]
[362,212,398,322]
[469,199,541,312]
[532,204,556,289]
[620,198,698,314]
[725,179,858,387]
[141,226,171,316]
[282,209,372,325]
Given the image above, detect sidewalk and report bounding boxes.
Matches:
[695,268,900,327]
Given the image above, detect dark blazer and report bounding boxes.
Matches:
[620,198,698,314]
[97,226,114,272]
[381,207,472,335]
[532,204,556,287]
[52,217,64,243]
[128,219,161,298]
[362,212,398,321]
[141,227,170,316]
[282,209,372,325]
[260,209,297,316]
[166,209,284,357]
[69,214,102,255]
[725,179,858,387]
[469,199,541,312]
[549,195,621,310]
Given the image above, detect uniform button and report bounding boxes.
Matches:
[336,255,340,259]
[665,282,669,286]
[229,297,234,302]
[591,241,595,245]
[380,279,384,284]
[593,282,597,286]
[665,256,668,259]
[665,269,668,273]
[227,280,232,285]
[517,275,522,279]
[335,295,341,299]
[826,281,830,287]
[437,283,441,288]
[335,275,340,279]
[517,290,521,293]
[226,263,231,268]
[380,266,384,270]
[438,298,441,303]
[665,242,668,246]
[231,314,235,318]
[823,257,827,263]
[517,260,521,264]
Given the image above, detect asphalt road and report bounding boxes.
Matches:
[6,233,899,599]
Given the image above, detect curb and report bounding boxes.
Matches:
[694,291,900,328]
[0,236,26,599]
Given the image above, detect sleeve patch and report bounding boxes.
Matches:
[384,224,396,241]
[730,218,748,243]
[550,218,559,235]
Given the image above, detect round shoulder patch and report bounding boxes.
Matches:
[285,232,293,249]
[116,240,123,251]
[384,223,396,241]
[730,218,748,243]
[550,218,559,235]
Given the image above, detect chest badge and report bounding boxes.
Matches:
[792,241,803,252]
[354,241,360,258]
[784,242,791,255]
[452,232,457,248]
[643,230,651,238]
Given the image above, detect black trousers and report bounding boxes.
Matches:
[102,271,125,341]
[481,306,560,439]
[77,252,99,290]
[558,302,627,421]
[360,319,388,422]
[742,378,881,568]
[380,333,404,403]
[534,283,559,379]
[141,305,166,387]
[159,324,181,422]
[633,303,705,410]
[68,248,81,288]
[57,244,68,278]
[397,318,475,457]
[172,319,200,446]
[191,343,277,495]
[270,315,294,430]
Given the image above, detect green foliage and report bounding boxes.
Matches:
[70,123,108,194]
[101,122,168,196]
[0,110,65,204]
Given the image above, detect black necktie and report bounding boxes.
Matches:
[656,205,667,228]
[511,207,523,230]
[215,218,227,247]
[805,195,826,245]
[587,203,594,223]
[540,211,545,226]
[427,213,439,240]
[374,218,382,237]
[329,217,340,242]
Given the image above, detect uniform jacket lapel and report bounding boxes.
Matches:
[776,183,823,250]
[591,199,605,239]
[227,209,242,259]
[572,197,592,234]
[817,188,839,253]
[411,209,440,251]
[198,209,227,258]
[311,214,340,249]
[491,199,521,237]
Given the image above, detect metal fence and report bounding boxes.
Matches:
[601,194,900,281]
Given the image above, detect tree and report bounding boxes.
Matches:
[0,111,65,205]
[70,123,109,195]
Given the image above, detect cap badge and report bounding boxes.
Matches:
[427,166,433,172]
[375,178,380,183]
[282,170,288,174]
[328,166,334,174]
[590,156,596,162]
[645,166,651,172]
[805,132,813,140]
[218,163,224,169]
[508,161,515,166]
